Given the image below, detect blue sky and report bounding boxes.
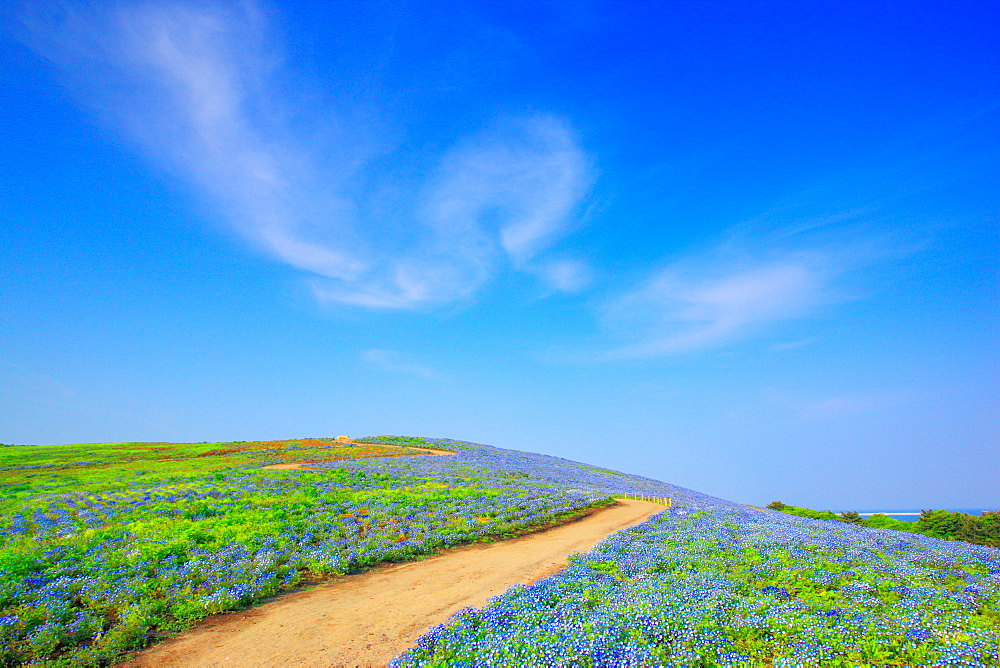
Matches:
[1,0,997,510]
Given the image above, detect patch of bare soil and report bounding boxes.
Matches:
[121,499,666,667]
[356,442,457,456]
[260,463,316,470]
[259,441,455,471]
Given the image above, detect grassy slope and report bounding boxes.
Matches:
[0,438,616,665]
[1,436,998,666]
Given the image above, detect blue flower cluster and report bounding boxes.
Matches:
[393,497,1000,666]
[0,442,621,665]
[4,435,998,666]
[336,437,715,504]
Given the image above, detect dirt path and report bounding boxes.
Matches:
[260,442,455,470]
[123,499,666,668]
[346,441,456,456]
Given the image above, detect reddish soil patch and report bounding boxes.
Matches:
[258,441,454,471]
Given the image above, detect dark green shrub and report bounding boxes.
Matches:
[862,514,916,532]
[915,509,963,539]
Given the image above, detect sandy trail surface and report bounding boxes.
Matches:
[260,442,455,471]
[123,499,666,668]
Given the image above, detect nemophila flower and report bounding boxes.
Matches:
[760,586,791,599]
[5,437,1000,666]
[906,627,935,641]
[389,448,1000,667]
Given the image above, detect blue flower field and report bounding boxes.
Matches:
[1,436,997,666]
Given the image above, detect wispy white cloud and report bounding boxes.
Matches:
[361,349,440,380]
[23,1,368,278]
[21,1,592,308]
[312,114,593,307]
[530,258,592,294]
[768,338,818,352]
[423,115,592,266]
[603,254,834,358]
[599,217,906,359]
[768,389,928,422]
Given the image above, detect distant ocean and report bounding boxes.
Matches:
[855,509,997,523]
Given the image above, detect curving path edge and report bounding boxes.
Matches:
[121,499,666,667]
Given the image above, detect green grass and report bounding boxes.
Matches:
[0,437,609,666]
[0,438,418,499]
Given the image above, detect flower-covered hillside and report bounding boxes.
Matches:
[379,439,1000,667]
[2,435,997,667]
[0,435,685,666]
[342,436,720,506]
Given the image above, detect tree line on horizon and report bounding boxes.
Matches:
[765,501,1000,549]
